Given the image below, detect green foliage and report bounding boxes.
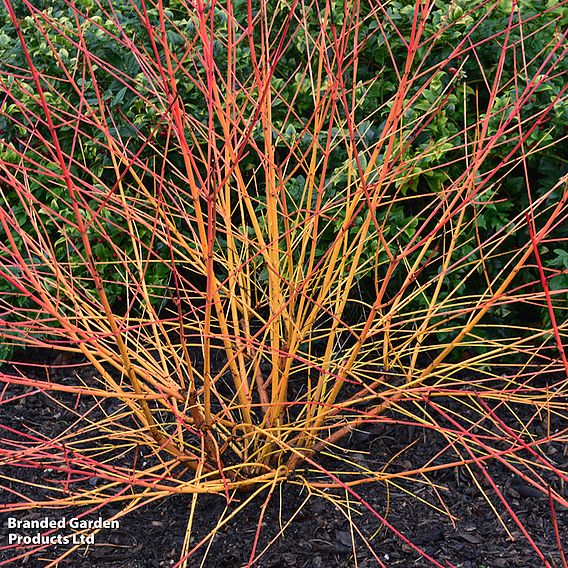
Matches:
[0,0,566,358]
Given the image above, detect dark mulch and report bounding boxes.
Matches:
[0,352,566,567]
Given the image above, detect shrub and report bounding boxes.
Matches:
[0,0,567,565]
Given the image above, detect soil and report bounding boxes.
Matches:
[0,351,566,567]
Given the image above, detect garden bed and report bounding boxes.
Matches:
[1,352,566,567]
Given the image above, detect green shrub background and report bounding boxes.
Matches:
[0,0,566,359]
